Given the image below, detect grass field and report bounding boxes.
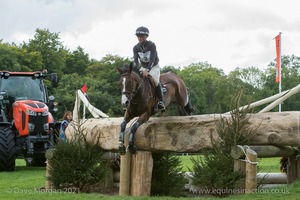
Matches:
[179,154,282,172]
[0,157,297,200]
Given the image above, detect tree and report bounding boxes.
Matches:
[178,62,226,114]
[263,55,300,111]
[84,55,131,116]
[0,42,21,71]
[64,46,91,75]
[54,73,82,118]
[228,67,265,90]
[21,28,67,77]
[0,42,42,71]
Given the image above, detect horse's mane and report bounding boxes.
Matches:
[122,63,140,75]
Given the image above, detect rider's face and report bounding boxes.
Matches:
[136,35,147,43]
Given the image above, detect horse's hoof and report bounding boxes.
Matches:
[119,142,126,155]
[127,144,137,154]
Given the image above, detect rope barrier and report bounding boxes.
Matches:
[237,145,258,165]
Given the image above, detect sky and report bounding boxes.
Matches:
[1,0,300,74]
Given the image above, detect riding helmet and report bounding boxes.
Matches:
[135,26,149,36]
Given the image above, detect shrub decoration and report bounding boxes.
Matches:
[190,91,257,196]
[47,124,109,191]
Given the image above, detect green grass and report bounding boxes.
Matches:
[179,155,282,173]
[258,157,282,173]
[0,158,298,200]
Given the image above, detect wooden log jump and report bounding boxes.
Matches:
[66,111,300,152]
[232,145,300,193]
[65,111,300,196]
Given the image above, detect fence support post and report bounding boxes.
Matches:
[130,151,153,196]
[119,130,132,196]
[297,157,300,179]
[287,156,297,184]
[234,159,246,190]
[45,149,55,190]
[245,148,257,193]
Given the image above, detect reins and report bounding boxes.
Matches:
[121,72,144,102]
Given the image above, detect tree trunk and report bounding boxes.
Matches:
[66,111,300,152]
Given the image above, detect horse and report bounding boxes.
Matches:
[117,63,193,154]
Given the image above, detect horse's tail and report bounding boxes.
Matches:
[184,87,194,115]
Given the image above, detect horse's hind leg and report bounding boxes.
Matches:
[184,101,194,115]
[183,87,194,115]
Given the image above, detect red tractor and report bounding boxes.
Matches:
[0,71,58,171]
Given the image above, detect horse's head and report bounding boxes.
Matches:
[117,63,138,108]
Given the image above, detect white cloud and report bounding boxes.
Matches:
[1,0,300,74]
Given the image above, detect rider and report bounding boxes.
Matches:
[133,26,165,111]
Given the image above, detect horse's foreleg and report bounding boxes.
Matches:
[127,113,150,154]
[119,120,127,143]
[126,121,140,154]
[119,119,129,155]
[128,121,140,146]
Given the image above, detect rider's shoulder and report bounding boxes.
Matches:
[146,40,155,46]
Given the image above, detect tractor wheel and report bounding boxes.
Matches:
[0,127,16,171]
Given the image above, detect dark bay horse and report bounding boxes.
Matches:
[117,63,193,154]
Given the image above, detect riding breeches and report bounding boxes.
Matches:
[140,64,160,86]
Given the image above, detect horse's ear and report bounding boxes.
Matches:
[129,62,133,73]
[117,67,123,74]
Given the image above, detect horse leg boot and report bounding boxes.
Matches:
[119,120,127,155]
[156,83,166,111]
[127,122,139,154]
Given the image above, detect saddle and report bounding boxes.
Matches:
[144,76,167,95]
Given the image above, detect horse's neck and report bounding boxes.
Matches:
[132,72,144,88]
[132,73,152,98]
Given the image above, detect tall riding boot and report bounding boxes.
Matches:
[156,83,165,110]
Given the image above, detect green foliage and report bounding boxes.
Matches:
[190,91,257,196]
[191,153,240,193]
[3,28,300,118]
[0,42,37,71]
[65,46,91,75]
[21,28,68,78]
[151,153,186,197]
[48,124,109,191]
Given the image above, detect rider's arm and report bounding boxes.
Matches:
[133,45,140,70]
[146,42,157,71]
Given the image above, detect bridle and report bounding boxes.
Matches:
[121,72,141,103]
